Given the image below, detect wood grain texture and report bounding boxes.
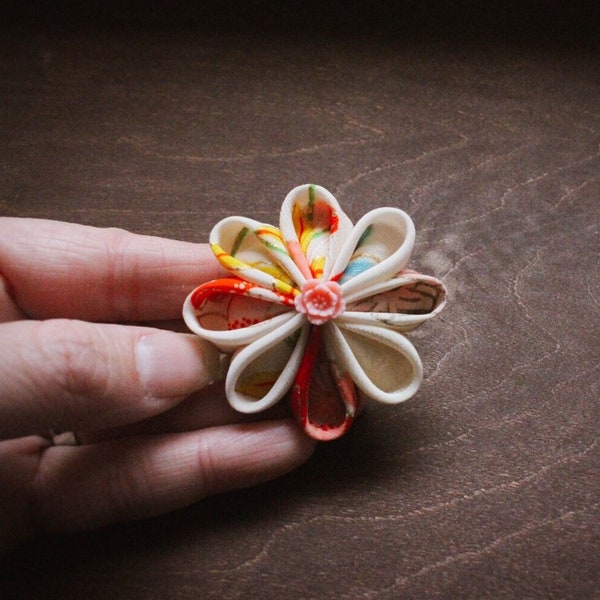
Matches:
[1,13,599,599]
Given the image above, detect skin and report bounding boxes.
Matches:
[0,218,316,555]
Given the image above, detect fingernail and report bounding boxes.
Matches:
[136,332,222,399]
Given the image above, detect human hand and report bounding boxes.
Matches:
[0,218,316,554]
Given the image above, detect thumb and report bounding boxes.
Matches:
[0,319,222,439]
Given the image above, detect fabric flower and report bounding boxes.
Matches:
[183,184,446,441]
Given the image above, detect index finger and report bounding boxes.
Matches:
[0,218,224,323]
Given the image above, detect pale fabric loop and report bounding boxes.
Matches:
[326,320,423,404]
[331,207,416,302]
[225,314,309,413]
[182,284,295,352]
[279,184,353,281]
[341,271,447,332]
[210,216,299,298]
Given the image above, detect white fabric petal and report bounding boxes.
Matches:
[341,271,447,332]
[325,320,423,404]
[210,216,298,296]
[183,289,296,352]
[330,207,416,303]
[279,184,354,280]
[253,224,307,287]
[226,314,309,413]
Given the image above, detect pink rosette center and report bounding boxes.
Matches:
[294,279,345,325]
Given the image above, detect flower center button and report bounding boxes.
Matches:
[294,278,345,325]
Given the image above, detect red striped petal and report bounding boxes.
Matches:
[291,326,361,441]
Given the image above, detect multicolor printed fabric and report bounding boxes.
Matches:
[183,184,446,440]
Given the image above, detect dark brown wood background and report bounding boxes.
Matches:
[1,3,599,598]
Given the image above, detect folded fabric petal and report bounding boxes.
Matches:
[253,223,307,287]
[342,271,446,332]
[183,279,294,351]
[225,314,309,413]
[291,327,361,441]
[210,216,299,299]
[326,320,423,404]
[280,184,354,280]
[331,207,416,302]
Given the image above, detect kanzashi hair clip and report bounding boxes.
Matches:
[183,184,446,441]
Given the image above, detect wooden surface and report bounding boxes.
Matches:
[1,8,599,599]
